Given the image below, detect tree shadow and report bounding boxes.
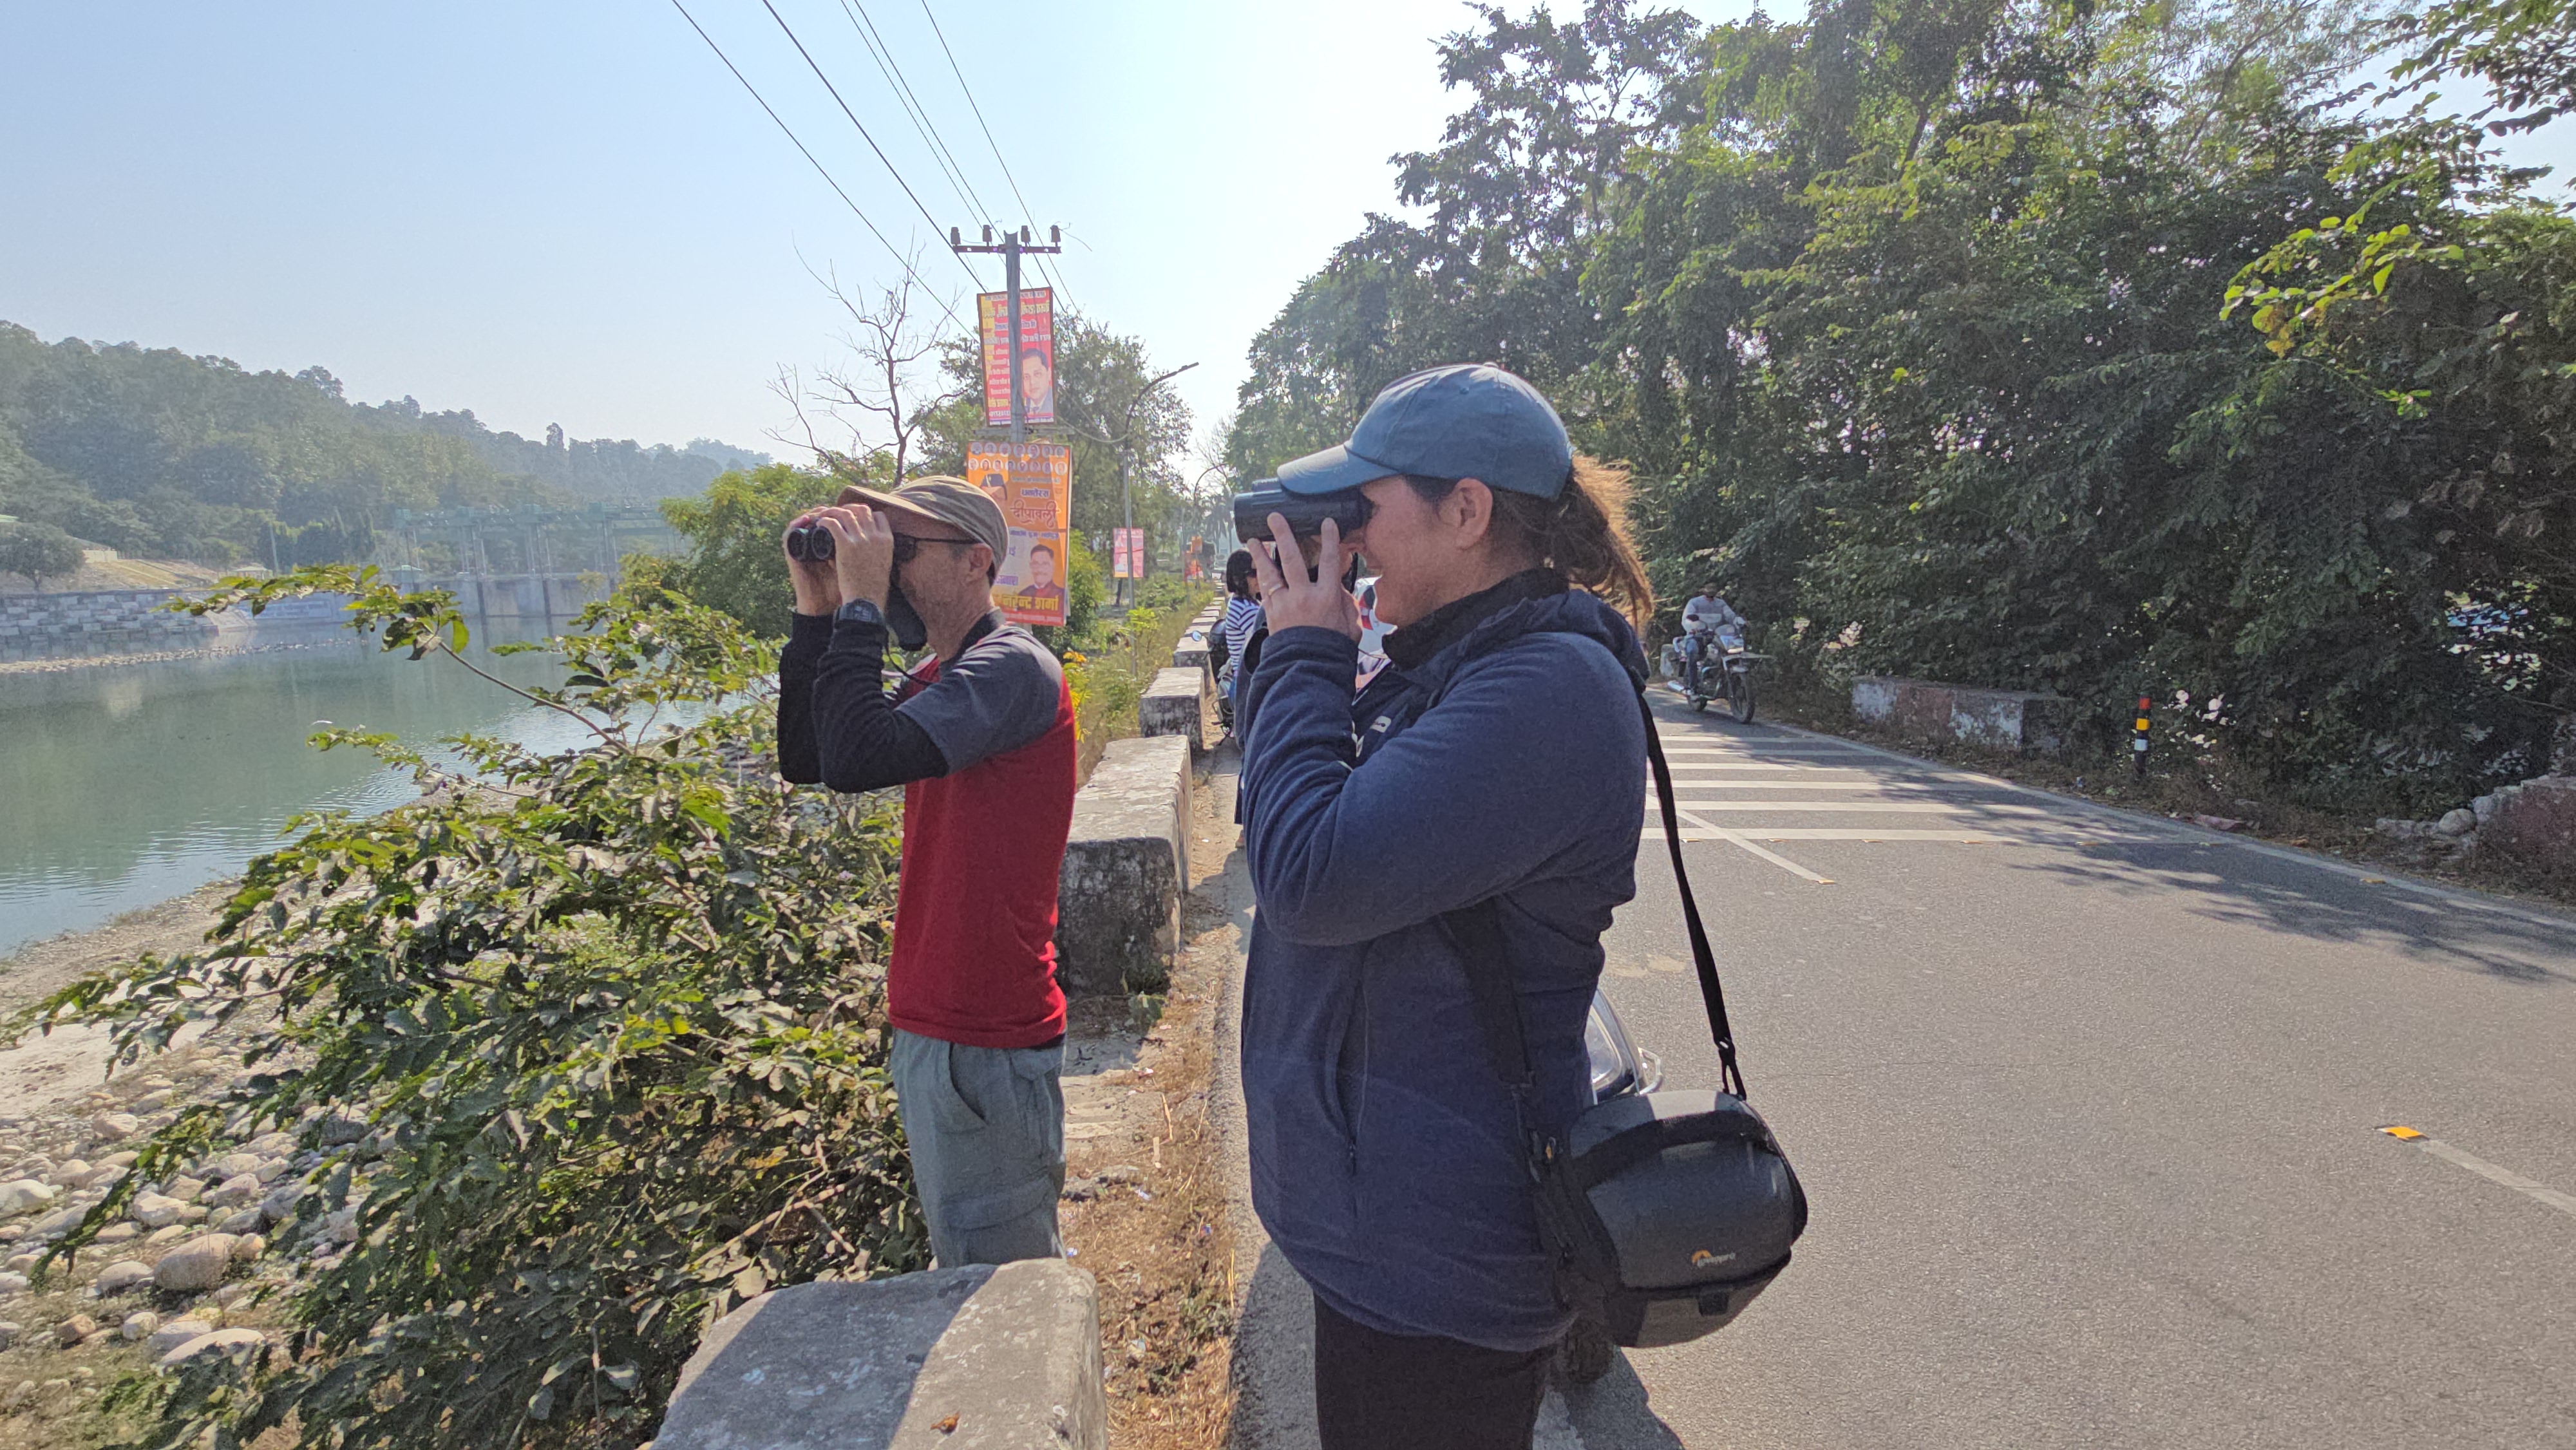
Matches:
[2009,841,2576,986]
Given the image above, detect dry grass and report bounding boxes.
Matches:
[1061,903,1240,1447]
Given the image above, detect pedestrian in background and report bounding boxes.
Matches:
[775,476,1079,1268]
[1213,547,1264,731]
[1235,365,1654,1449]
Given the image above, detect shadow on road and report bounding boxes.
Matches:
[2010,843,2576,987]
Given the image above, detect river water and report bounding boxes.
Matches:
[0,626,598,956]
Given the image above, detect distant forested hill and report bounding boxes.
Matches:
[0,323,768,567]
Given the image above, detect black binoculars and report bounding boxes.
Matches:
[785,521,837,562]
[1233,482,1372,542]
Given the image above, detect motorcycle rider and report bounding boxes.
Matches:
[1678,582,1747,693]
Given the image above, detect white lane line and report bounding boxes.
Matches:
[1675,807,1835,885]
[2380,1126,2576,1221]
[1662,780,1969,792]
[1669,800,2056,815]
[1643,827,2177,843]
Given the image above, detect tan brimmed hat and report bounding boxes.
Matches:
[835,475,1007,560]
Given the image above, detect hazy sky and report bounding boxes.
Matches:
[3,1,2567,469]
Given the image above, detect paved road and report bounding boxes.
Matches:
[1557,697,2576,1448]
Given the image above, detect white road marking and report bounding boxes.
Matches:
[1662,780,1960,792]
[1669,799,2056,815]
[2381,1127,2576,1221]
[1674,807,1835,883]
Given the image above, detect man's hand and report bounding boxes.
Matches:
[816,505,898,609]
[1247,513,1361,641]
[784,514,842,617]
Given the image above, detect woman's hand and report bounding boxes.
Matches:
[784,514,841,617]
[1247,514,1361,641]
[815,505,899,608]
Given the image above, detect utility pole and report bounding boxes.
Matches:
[950,224,1063,444]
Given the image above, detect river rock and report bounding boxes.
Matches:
[6,1156,53,1180]
[145,1225,193,1247]
[242,1134,294,1158]
[2,1381,30,1408]
[216,1208,264,1234]
[91,1261,153,1295]
[165,1178,205,1204]
[54,1315,95,1347]
[316,1114,367,1147]
[2,1255,32,1274]
[206,1283,253,1308]
[231,1234,265,1262]
[176,1205,207,1224]
[96,1153,137,1171]
[0,1323,18,1348]
[203,1174,261,1209]
[91,1223,137,1245]
[46,1161,91,1189]
[0,1274,28,1297]
[0,1182,55,1218]
[323,1206,359,1244]
[2438,807,2477,836]
[129,1194,185,1229]
[158,1327,264,1369]
[259,1183,305,1226]
[120,1312,158,1341]
[203,1154,261,1183]
[27,1207,85,1238]
[88,1114,140,1143]
[146,1319,213,1354]
[153,1236,237,1292]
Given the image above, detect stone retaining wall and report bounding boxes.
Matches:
[0,590,238,663]
[1852,675,2071,754]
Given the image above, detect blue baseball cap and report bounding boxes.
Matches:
[1276,363,1574,499]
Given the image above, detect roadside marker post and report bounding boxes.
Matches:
[2132,694,2151,777]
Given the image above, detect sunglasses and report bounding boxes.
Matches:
[892,534,977,563]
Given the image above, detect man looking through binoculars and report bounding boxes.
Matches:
[774,477,1079,1268]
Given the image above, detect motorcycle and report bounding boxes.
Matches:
[1662,624,1764,724]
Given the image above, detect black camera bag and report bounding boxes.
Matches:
[1443,693,1806,1348]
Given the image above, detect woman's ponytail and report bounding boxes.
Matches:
[1485,456,1654,625]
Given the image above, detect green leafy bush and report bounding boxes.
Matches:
[24,567,927,1449]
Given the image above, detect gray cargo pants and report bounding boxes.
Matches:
[887,1028,1066,1267]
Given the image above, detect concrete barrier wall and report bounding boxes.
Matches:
[1140,666,1216,752]
[1852,675,2071,754]
[659,1259,1104,1450]
[1056,734,1192,997]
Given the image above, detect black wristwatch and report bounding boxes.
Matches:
[834,598,886,628]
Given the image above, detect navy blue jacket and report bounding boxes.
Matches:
[1238,576,1648,1351]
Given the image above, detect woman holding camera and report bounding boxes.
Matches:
[1238,364,1653,1449]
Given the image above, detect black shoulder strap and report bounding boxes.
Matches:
[1441,692,1748,1102]
[1640,692,1745,1099]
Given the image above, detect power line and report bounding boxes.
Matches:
[755,0,985,290]
[915,0,1070,303]
[837,0,994,227]
[667,0,967,332]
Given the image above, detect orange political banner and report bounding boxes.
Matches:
[966,441,1070,534]
[976,288,1056,427]
[976,441,1072,626]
